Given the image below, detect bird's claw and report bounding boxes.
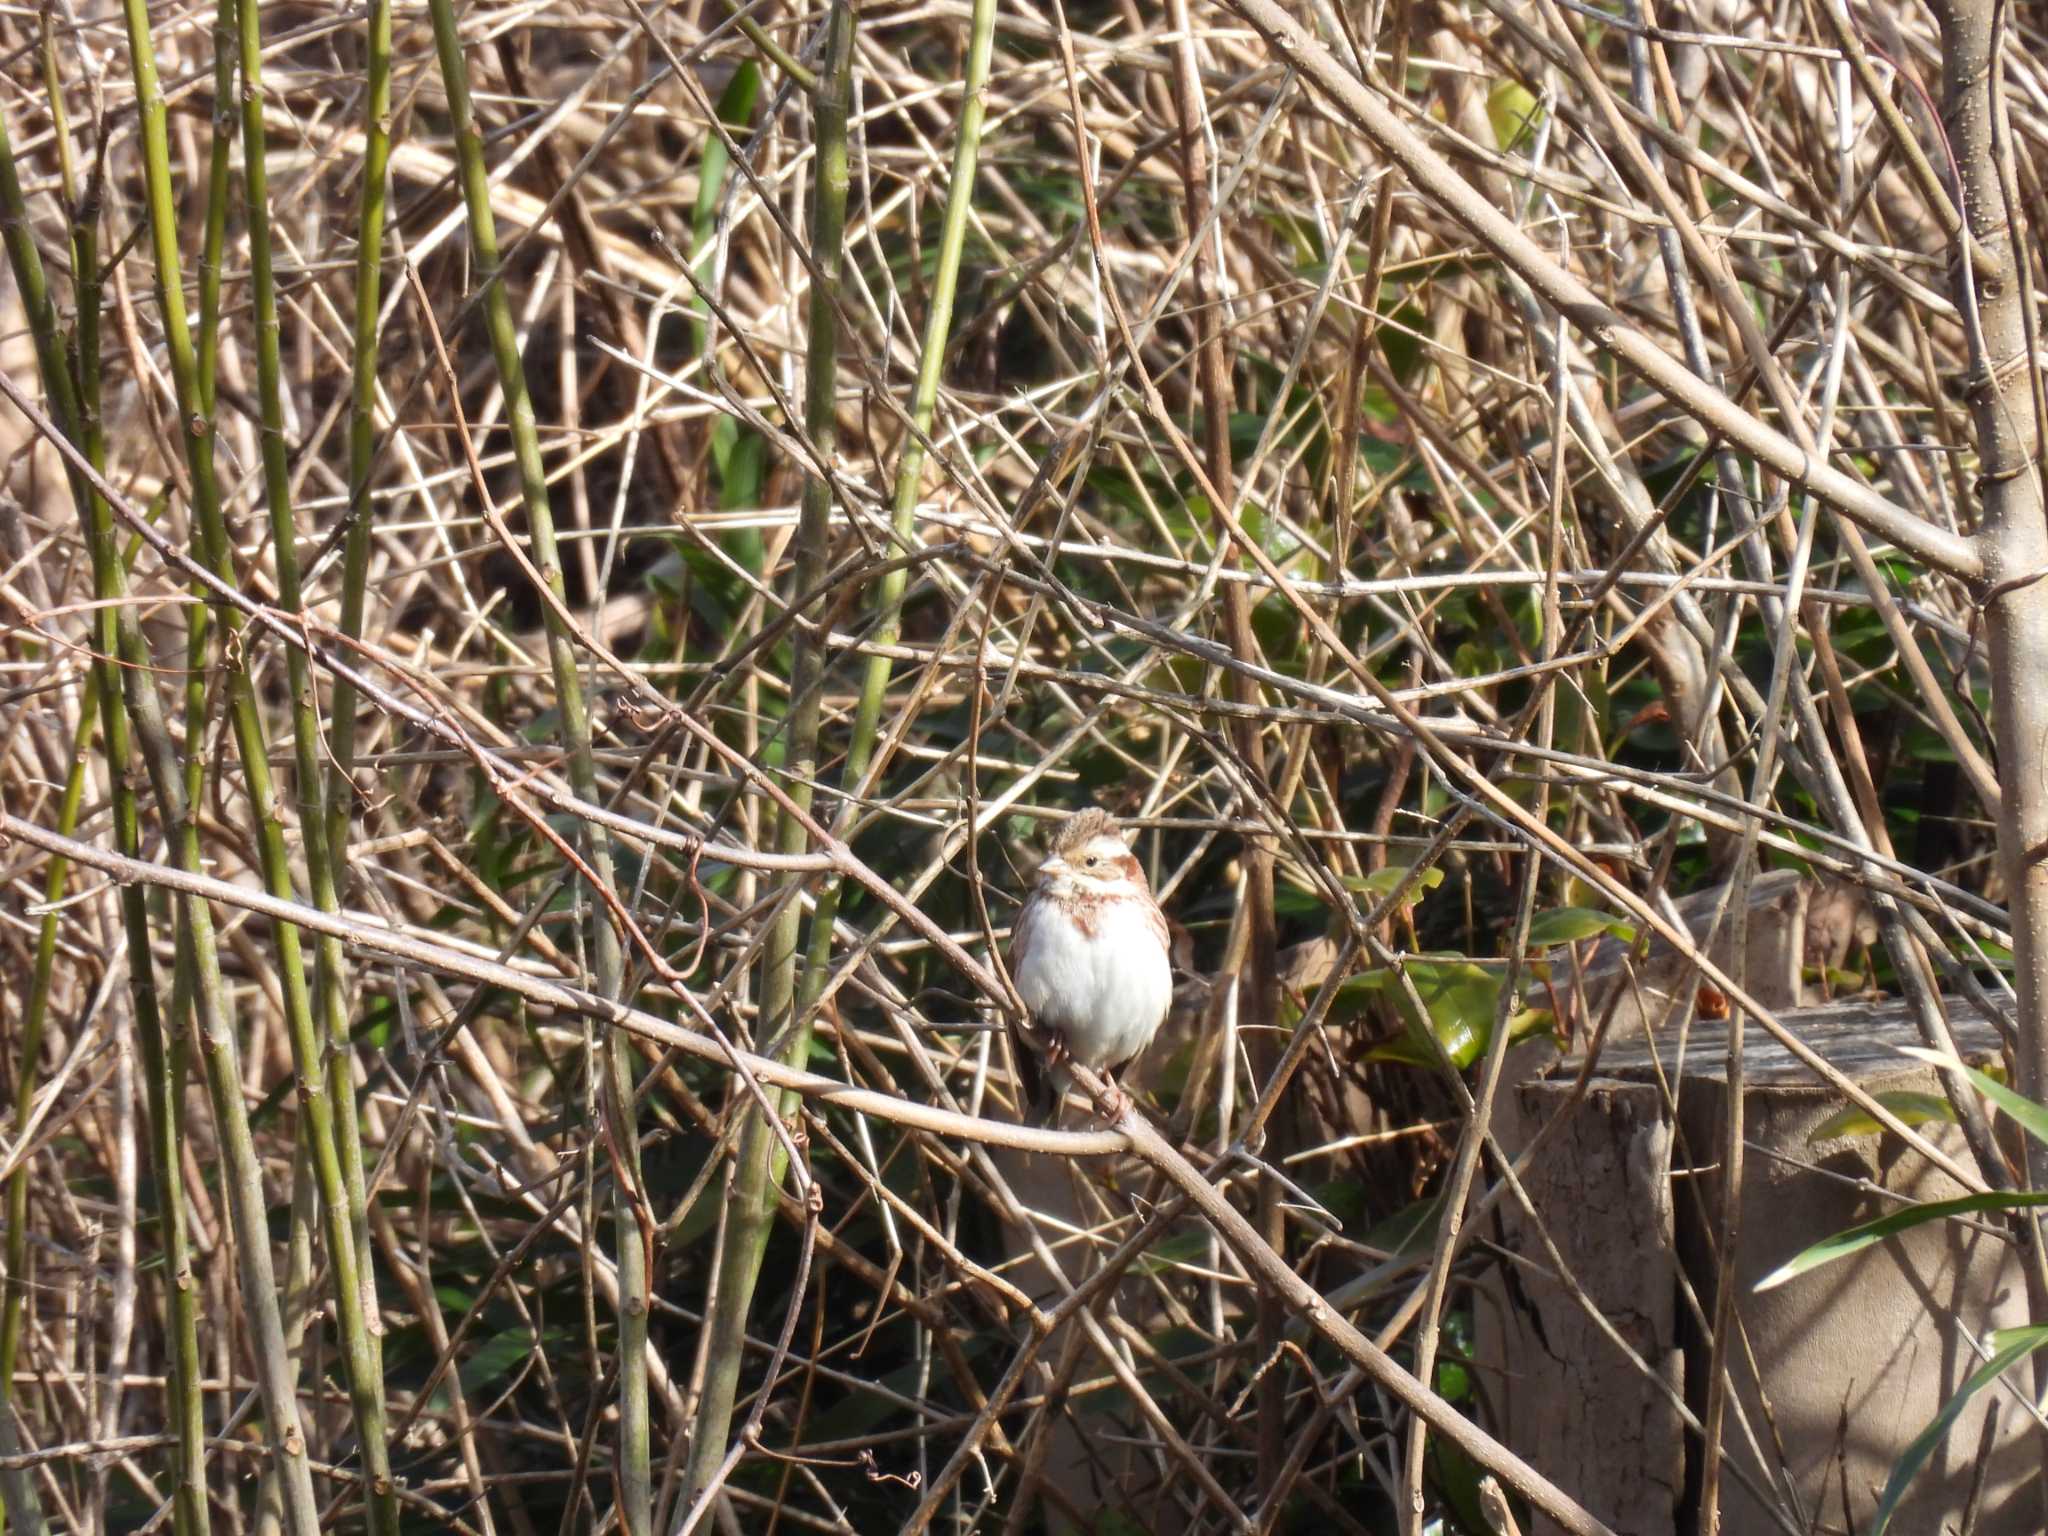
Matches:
[1093,1079,1133,1121]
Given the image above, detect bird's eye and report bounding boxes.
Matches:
[1083,855,1098,868]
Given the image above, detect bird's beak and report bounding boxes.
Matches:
[1038,854,1069,879]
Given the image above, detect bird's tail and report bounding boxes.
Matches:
[1012,1037,1069,1126]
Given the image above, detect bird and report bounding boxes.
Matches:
[1006,808,1174,1124]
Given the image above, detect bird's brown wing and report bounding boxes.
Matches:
[1142,897,1170,955]
[1007,890,1041,982]
[1106,895,1173,1081]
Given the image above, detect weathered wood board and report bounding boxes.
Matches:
[1485,997,2035,1536]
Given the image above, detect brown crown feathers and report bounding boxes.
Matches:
[1049,807,1124,855]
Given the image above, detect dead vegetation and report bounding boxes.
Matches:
[0,0,2044,1530]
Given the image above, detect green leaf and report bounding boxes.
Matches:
[1347,958,1555,1071]
[1453,640,1503,679]
[1374,294,1430,383]
[1398,967,1490,1064]
[1754,1189,2048,1293]
[1434,1311,1475,1403]
[1353,959,1503,1069]
[1897,1047,2048,1147]
[1347,864,1445,911]
[1426,1433,1492,1536]
[1137,1228,1215,1276]
[1313,1178,1367,1235]
[1364,1028,1472,1069]
[693,61,761,243]
[1361,1192,1445,1257]
[1870,1326,2048,1536]
[1962,939,2015,974]
[1274,877,1330,923]
[714,419,766,513]
[1487,78,1542,149]
[459,1325,553,1395]
[1807,1090,1957,1145]
[1525,907,1636,948]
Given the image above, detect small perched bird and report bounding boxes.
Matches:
[1007,809,1173,1123]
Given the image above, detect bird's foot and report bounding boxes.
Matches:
[1092,1076,1133,1122]
[1041,1027,1071,1069]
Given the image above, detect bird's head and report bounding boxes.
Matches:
[1036,809,1146,895]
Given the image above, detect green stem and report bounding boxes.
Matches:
[111,0,326,1526]
[0,96,210,1536]
[232,0,398,1522]
[791,0,996,1142]
[184,0,231,809]
[421,1,644,1526]
[684,0,854,1510]
[130,894,206,1536]
[321,0,398,1466]
[837,0,994,814]
[125,622,319,1536]
[722,0,816,92]
[326,0,395,855]
[195,0,235,414]
[4,17,97,1442]
[2,681,97,1390]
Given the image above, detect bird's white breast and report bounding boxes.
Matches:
[1013,896,1172,1069]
